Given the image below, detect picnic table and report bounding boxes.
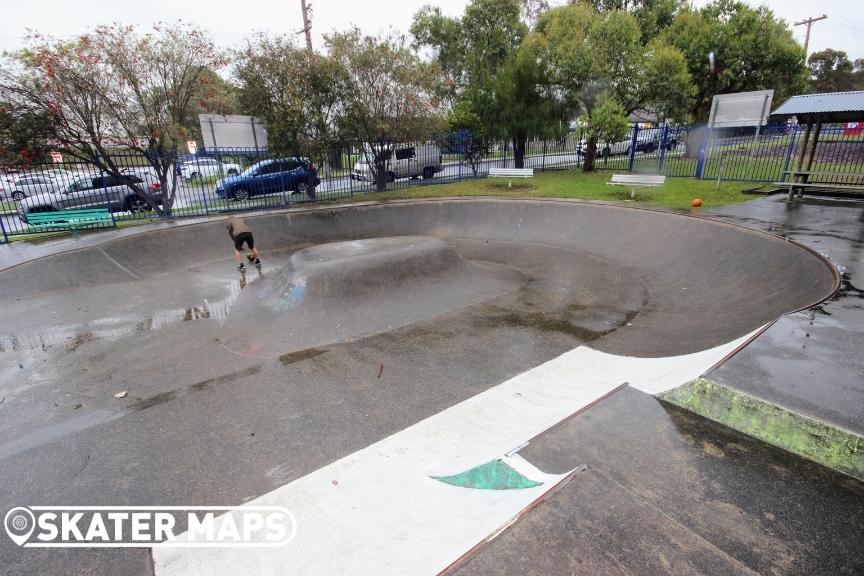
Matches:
[776,171,864,200]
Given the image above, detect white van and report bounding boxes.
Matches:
[352,143,443,182]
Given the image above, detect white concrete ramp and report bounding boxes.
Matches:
[153,327,763,575]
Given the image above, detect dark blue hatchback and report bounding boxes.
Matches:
[215,157,320,201]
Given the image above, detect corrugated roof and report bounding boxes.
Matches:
[772,91,864,116]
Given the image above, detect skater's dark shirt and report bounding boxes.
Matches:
[227,218,250,240]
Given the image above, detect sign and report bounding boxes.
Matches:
[187,141,197,154]
[844,122,862,136]
[50,151,63,163]
[199,114,268,151]
[708,90,774,128]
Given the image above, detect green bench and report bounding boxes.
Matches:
[26,209,114,238]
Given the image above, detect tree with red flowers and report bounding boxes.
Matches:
[0,23,227,215]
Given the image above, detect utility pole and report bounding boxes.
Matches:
[794,14,827,58]
[299,0,314,56]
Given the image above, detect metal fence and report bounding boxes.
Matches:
[1,123,862,241]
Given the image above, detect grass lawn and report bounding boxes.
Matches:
[330,171,764,210]
[4,171,764,243]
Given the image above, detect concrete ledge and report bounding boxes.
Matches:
[660,378,864,481]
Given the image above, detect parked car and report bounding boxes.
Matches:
[215,157,320,201]
[8,174,62,201]
[180,157,241,181]
[577,129,679,158]
[17,174,163,223]
[351,143,443,182]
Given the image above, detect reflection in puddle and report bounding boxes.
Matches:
[0,274,252,353]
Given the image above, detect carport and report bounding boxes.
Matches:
[771,90,864,199]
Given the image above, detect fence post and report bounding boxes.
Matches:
[657,125,670,173]
[780,124,799,181]
[0,210,8,243]
[541,138,547,172]
[695,126,711,179]
[627,124,638,172]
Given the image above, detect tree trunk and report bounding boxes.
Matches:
[513,132,527,169]
[374,159,388,192]
[583,135,598,172]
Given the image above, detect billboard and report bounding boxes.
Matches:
[708,90,774,128]
[198,114,268,150]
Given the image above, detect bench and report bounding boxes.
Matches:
[26,209,114,238]
[608,173,666,199]
[488,167,533,187]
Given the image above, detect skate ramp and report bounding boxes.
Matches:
[0,198,839,358]
[220,236,525,358]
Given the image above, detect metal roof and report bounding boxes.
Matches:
[771,91,864,119]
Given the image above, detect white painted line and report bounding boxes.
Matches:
[153,325,766,576]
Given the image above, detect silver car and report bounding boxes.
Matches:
[17,174,164,223]
[9,174,62,201]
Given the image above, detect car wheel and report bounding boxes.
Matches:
[126,195,150,213]
[387,172,395,183]
[668,140,678,151]
[11,191,25,201]
[601,147,611,159]
[422,167,434,180]
[189,172,201,182]
[296,181,308,194]
[233,188,249,201]
[227,169,239,176]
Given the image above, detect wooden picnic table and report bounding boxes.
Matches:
[776,170,864,200]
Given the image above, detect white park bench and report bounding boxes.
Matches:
[489,167,534,187]
[608,173,666,199]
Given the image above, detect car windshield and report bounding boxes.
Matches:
[240,162,266,176]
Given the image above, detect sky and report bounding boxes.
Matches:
[0,0,861,60]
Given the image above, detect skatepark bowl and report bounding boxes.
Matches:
[0,198,843,574]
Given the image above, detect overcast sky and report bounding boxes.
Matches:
[1,0,861,60]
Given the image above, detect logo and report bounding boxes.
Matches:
[4,506,296,548]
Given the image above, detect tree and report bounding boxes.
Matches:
[413,0,544,168]
[0,23,227,215]
[661,0,807,121]
[808,49,864,93]
[446,99,490,176]
[536,3,694,170]
[578,0,681,44]
[0,102,53,166]
[326,28,443,191]
[235,35,352,165]
[184,68,241,148]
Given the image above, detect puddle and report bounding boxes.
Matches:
[0,274,252,353]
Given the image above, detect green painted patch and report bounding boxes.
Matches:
[432,459,543,490]
[661,378,864,481]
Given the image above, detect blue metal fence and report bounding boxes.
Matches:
[2,123,862,242]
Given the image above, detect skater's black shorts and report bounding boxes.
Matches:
[234,232,254,251]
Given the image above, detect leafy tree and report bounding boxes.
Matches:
[576,0,681,44]
[808,49,864,93]
[536,3,693,170]
[235,35,352,166]
[0,23,227,215]
[661,0,807,121]
[491,34,564,168]
[446,99,490,176]
[413,0,547,168]
[326,28,443,191]
[183,68,241,148]
[0,102,53,165]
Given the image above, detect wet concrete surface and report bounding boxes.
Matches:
[0,237,644,575]
[704,195,864,435]
[453,387,864,576]
[0,198,852,574]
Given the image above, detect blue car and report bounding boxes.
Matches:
[215,157,320,201]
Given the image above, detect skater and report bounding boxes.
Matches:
[227,217,261,271]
